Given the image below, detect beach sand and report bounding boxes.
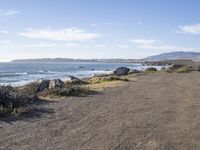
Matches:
[1,72,200,149]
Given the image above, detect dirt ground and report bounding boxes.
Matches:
[1,72,200,150]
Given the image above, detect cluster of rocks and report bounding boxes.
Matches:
[112,67,158,76]
[0,77,90,116]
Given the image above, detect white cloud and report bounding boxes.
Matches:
[20,42,58,48]
[130,39,158,45]
[176,24,200,34]
[20,42,80,48]
[0,10,19,16]
[0,30,8,34]
[19,27,101,42]
[130,38,195,51]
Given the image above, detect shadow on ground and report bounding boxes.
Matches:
[0,99,54,124]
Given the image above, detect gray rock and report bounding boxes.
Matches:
[49,79,65,89]
[113,67,130,76]
[129,69,140,74]
[68,76,87,85]
[37,79,65,92]
[37,80,50,92]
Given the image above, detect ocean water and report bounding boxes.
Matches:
[0,62,161,86]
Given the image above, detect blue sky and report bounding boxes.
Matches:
[0,0,200,61]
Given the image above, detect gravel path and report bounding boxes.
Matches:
[1,72,200,150]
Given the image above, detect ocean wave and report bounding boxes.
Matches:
[28,70,62,75]
[0,72,27,77]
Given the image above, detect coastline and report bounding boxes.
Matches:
[1,71,200,149]
[0,62,165,86]
[1,60,200,149]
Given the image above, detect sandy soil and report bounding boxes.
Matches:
[1,72,200,150]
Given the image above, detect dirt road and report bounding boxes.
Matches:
[1,72,200,150]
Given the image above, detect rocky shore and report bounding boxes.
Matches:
[1,60,200,117]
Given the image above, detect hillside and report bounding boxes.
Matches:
[143,51,200,61]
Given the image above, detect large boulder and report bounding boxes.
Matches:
[113,67,130,76]
[49,79,65,89]
[37,79,65,92]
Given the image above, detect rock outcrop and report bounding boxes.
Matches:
[113,67,130,76]
[37,79,65,92]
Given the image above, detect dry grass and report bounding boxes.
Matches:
[86,80,124,91]
[86,75,137,91]
[176,66,193,73]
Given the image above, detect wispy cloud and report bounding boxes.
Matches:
[130,38,195,51]
[91,22,121,27]
[19,27,101,42]
[20,42,58,48]
[0,10,19,16]
[130,39,158,45]
[0,40,13,48]
[176,24,200,34]
[0,30,8,34]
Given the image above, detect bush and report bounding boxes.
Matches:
[145,67,157,73]
[176,66,193,73]
[46,85,92,97]
[88,76,128,84]
[0,85,39,116]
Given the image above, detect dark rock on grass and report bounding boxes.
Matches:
[129,69,140,74]
[113,67,130,76]
[67,76,88,85]
[145,67,157,72]
[168,64,185,71]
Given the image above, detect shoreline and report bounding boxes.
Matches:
[0,62,166,87]
[1,71,200,149]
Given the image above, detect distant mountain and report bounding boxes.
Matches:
[11,58,136,63]
[143,51,200,61]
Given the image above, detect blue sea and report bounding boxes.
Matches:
[0,62,161,86]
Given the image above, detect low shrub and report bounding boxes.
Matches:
[0,85,39,117]
[46,85,92,97]
[144,67,157,73]
[88,76,128,84]
[176,66,193,73]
